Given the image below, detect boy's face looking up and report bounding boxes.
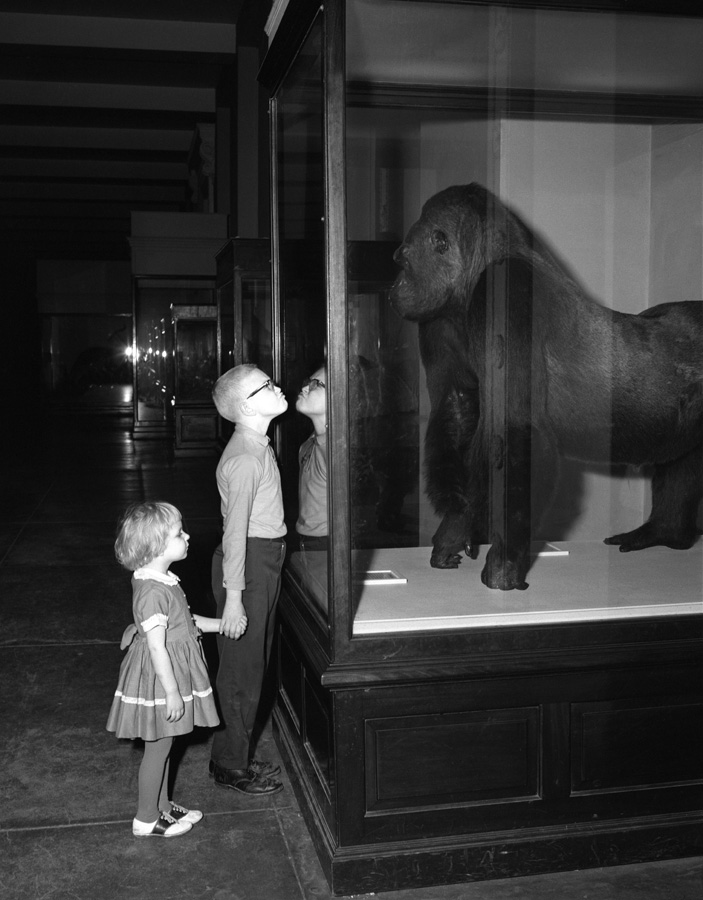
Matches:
[243,368,288,417]
[296,367,326,419]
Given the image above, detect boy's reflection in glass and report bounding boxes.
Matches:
[295,367,328,551]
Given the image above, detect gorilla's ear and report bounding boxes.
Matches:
[431,229,449,254]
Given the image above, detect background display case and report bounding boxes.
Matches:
[132,278,215,440]
[172,304,218,454]
[215,238,272,445]
[260,1,703,894]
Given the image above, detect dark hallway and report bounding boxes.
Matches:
[1,412,701,899]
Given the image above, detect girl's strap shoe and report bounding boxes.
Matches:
[168,802,203,825]
[132,812,192,837]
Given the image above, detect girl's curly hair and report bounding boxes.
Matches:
[114,501,181,571]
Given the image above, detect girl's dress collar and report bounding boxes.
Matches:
[133,568,180,586]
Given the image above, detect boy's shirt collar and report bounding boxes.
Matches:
[234,422,270,445]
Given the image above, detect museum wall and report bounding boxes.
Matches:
[501,119,652,543]
[650,123,703,306]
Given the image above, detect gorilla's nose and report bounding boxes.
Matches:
[393,244,407,265]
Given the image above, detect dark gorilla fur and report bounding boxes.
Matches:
[390,183,703,591]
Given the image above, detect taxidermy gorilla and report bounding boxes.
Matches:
[390,183,703,591]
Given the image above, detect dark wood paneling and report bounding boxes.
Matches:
[278,628,303,734]
[365,708,540,812]
[329,818,703,897]
[304,670,334,795]
[571,698,703,794]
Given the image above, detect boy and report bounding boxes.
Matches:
[295,366,328,551]
[209,364,287,794]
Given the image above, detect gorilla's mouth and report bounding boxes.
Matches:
[388,273,407,309]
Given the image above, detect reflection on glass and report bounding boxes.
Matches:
[348,274,420,551]
[276,15,330,620]
[135,289,175,426]
[295,366,328,551]
[241,275,272,373]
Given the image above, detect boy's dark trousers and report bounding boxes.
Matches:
[210,537,285,771]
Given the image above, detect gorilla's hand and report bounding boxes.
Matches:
[430,512,479,569]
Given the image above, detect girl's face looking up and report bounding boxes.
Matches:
[159,517,190,567]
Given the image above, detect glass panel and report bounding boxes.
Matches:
[347,0,703,97]
[174,319,217,404]
[346,0,703,635]
[275,16,330,623]
[134,281,214,430]
[348,243,420,550]
[134,287,176,427]
[240,274,273,373]
[218,280,234,376]
[217,275,235,443]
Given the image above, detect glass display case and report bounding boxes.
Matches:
[132,278,215,439]
[260,1,703,894]
[172,304,218,454]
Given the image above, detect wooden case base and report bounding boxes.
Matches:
[274,586,703,895]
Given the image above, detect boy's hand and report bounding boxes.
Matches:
[165,689,185,722]
[220,592,248,640]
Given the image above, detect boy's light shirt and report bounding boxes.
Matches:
[216,422,285,591]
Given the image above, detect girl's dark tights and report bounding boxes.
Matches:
[136,736,174,822]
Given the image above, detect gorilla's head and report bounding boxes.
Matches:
[389,184,490,322]
[390,183,539,322]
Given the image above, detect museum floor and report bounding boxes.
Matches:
[1,408,701,900]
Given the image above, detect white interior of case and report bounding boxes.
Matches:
[290,541,703,634]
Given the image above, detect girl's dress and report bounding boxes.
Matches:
[106,568,220,741]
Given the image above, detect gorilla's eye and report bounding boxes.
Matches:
[431,229,449,254]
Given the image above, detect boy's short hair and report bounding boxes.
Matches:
[212,363,258,422]
[115,501,181,571]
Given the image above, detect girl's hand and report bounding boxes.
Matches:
[165,690,185,722]
[220,591,248,640]
[232,614,248,639]
[192,613,222,634]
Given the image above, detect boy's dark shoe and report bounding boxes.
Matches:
[210,760,283,795]
[247,757,281,778]
[209,758,281,779]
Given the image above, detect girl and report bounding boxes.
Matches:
[107,501,227,837]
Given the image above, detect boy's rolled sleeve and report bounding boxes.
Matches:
[220,454,261,591]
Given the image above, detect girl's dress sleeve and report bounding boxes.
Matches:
[134,583,171,633]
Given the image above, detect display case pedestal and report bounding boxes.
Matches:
[275,544,702,896]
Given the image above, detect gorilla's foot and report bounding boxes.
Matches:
[604,522,698,552]
[481,545,529,591]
